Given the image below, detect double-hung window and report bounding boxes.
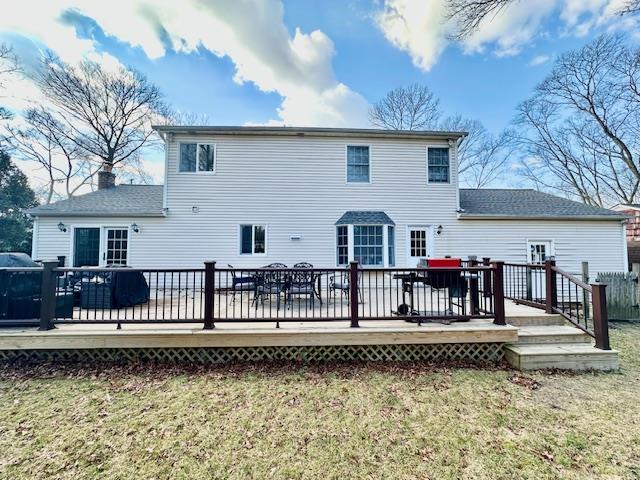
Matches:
[240,225,266,255]
[427,147,449,183]
[179,143,215,173]
[336,226,349,266]
[346,145,370,183]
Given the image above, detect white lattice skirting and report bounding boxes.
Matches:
[0,343,504,364]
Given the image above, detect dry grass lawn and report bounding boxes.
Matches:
[0,324,639,479]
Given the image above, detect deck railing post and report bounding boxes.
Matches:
[349,261,359,328]
[482,257,491,297]
[591,282,611,350]
[469,256,479,315]
[39,260,58,331]
[545,258,557,314]
[582,261,590,321]
[203,261,216,330]
[491,261,506,325]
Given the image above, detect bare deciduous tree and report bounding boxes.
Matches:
[446,0,640,39]
[32,53,170,174]
[0,43,19,122]
[369,84,440,130]
[370,85,511,187]
[514,35,640,206]
[7,108,101,204]
[441,115,513,188]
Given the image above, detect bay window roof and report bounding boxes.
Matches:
[335,211,395,226]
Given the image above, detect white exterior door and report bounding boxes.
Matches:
[104,227,129,266]
[527,240,552,300]
[407,225,432,266]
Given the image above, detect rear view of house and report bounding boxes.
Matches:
[28,126,627,277]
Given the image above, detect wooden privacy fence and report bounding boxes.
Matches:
[1,260,507,330]
[504,259,611,350]
[596,272,639,321]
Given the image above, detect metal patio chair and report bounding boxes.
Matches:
[253,263,288,310]
[227,264,257,304]
[287,262,322,308]
[329,267,362,303]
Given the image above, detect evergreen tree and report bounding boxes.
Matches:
[0,151,38,253]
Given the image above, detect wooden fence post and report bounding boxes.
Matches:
[591,282,611,350]
[469,256,479,315]
[492,261,506,325]
[203,261,216,330]
[39,260,58,331]
[545,258,557,314]
[349,261,359,328]
[482,257,491,298]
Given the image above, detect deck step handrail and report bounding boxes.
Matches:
[549,262,610,349]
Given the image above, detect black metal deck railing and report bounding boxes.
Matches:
[503,259,610,350]
[1,260,508,330]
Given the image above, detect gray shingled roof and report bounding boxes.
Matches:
[28,185,164,217]
[335,211,395,225]
[459,189,626,220]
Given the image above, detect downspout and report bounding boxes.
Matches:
[31,216,39,260]
[160,131,171,213]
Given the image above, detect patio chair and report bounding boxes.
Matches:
[253,264,288,310]
[287,262,322,307]
[227,264,257,304]
[329,268,362,303]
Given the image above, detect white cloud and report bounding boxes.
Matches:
[0,0,369,127]
[375,0,451,71]
[528,54,551,66]
[375,0,639,70]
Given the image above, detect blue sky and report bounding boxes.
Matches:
[0,0,637,185]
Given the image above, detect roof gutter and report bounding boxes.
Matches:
[151,125,467,141]
[27,212,166,218]
[457,213,629,221]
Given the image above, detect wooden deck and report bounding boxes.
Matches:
[0,300,547,351]
[0,319,518,350]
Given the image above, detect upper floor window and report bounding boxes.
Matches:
[179,143,215,173]
[346,145,370,183]
[427,147,449,183]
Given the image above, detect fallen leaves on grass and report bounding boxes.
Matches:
[507,373,541,390]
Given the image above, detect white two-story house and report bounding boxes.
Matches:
[28,126,628,276]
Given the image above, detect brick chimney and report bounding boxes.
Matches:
[97,171,116,190]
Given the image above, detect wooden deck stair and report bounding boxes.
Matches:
[504,315,619,371]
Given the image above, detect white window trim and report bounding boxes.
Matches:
[426,145,451,185]
[177,142,217,174]
[338,223,392,267]
[345,144,372,184]
[335,225,349,267]
[68,224,132,267]
[238,224,268,256]
[525,239,555,263]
